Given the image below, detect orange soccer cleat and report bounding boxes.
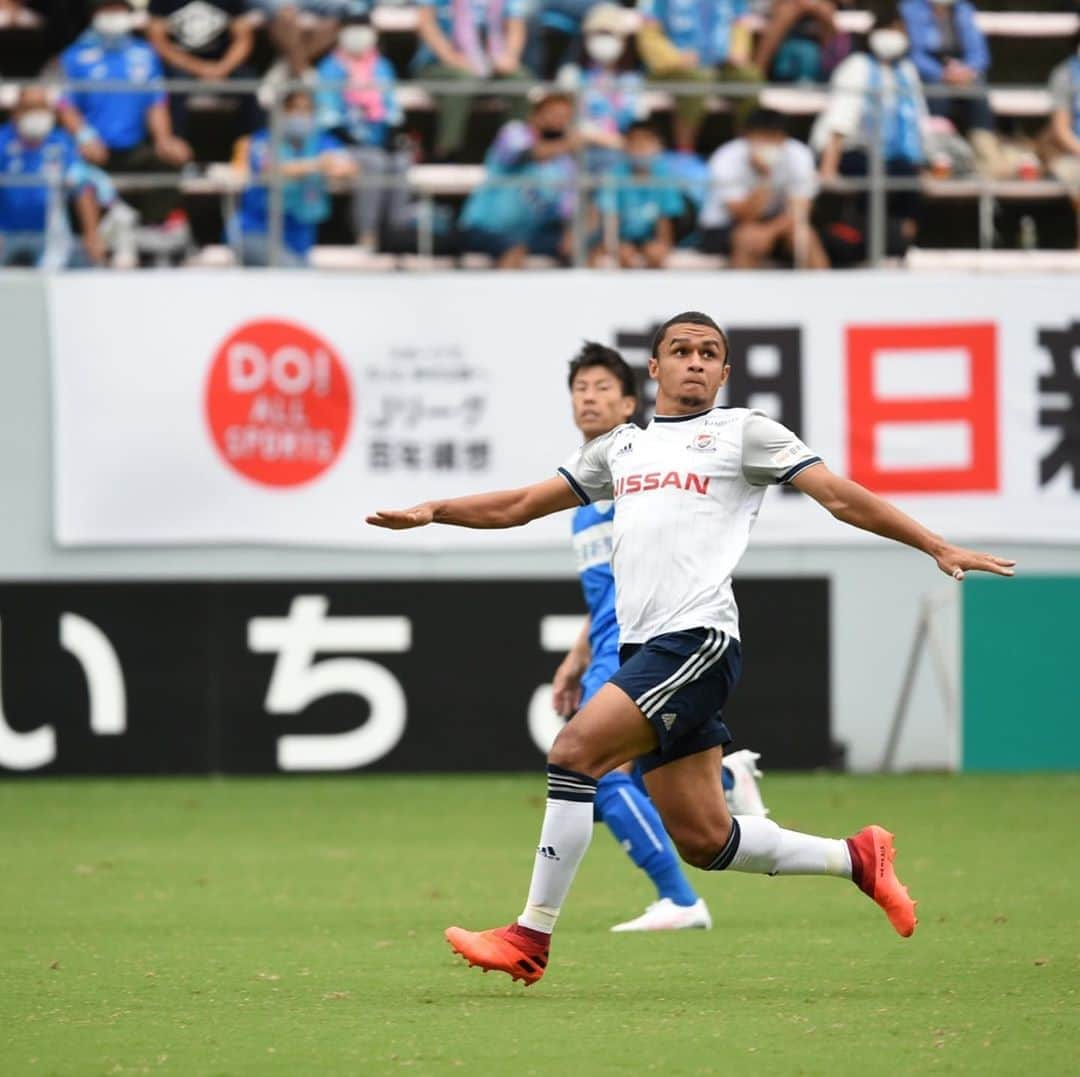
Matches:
[846,825,918,938]
[444,923,550,986]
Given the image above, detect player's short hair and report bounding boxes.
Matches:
[567,342,637,399]
[651,312,730,363]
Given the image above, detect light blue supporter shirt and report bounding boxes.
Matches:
[638,0,749,69]
[413,0,529,70]
[572,500,621,704]
[596,156,683,243]
[60,31,166,151]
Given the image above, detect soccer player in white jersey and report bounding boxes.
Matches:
[368,311,1015,986]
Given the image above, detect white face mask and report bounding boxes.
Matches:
[340,25,377,56]
[750,141,781,169]
[93,11,134,39]
[585,33,623,66]
[16,109,55,142]
[869,29,909,62]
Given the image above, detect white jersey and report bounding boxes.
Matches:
[558,407,821,645]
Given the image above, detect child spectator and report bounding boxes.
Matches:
[230,87,356,264]
[314,13,409,251]
[0,86,109,266]
[813,5,928,254]
[636,0,761,152]
[58,0,193,227]
[591,120,682,267]
[458,89,577,268]
[414,0,534,161]
[699,106,828,267]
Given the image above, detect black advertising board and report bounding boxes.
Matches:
[0,580,832,775]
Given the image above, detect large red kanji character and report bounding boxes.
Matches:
[847,323,999,494]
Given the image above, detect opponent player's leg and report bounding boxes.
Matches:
[597,764,710,932]
[445,683,655,983]
[642,747,917,937]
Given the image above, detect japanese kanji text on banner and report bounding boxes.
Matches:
[48,272,1079,548]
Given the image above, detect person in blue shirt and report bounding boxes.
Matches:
[636,0,762,152]
[550,342,768,932]
[591,121,684,268]
[459,90,576,268]
[0,87,109,267]
[314,14,409,251]
[57,0,193,226]
[899,0,994,139]
[230,87,357,265]
[414,0,534,160]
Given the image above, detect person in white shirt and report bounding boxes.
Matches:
[368,311,1015,986]
[813,8,929,252]
[699,108,829,268]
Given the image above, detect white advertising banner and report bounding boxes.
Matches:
[49,271,1079,548]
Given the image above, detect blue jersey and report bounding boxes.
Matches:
[572,500,620,703]
[60,31,166,151]
[0,125,86,234]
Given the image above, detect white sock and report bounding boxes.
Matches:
[518,766,598,934]
[710,815,852,878]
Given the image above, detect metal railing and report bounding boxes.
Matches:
[0,74,1070,269]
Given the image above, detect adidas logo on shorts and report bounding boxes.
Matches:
[661,713,677,731]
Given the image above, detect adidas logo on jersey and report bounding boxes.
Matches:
[616,440,635,456]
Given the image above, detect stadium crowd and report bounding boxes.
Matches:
[0,0,1078,267]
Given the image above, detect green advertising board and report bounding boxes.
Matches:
[963,577,1080,771]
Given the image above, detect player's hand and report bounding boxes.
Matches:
[366,504,435,529]
[934,544,1016,581]
[552,655,585,718]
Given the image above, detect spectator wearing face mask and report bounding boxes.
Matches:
[899,0,998,171]
[230,87,357,265]
[58,0,193,228]
[576,5,644,138]
[0,86,110,267]
[1041,31,1080,249]
[636,0,761,153]
[590,120,683,268]
[146,0,258,139]
[699,107,828,268]
[314,14,408,252]
[458,90,578,268]
[414,0,534,162]
[813,8,928,253]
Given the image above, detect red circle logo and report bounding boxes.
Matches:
[205,319,352,487]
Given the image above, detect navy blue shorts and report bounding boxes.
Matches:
[610,627,741,774]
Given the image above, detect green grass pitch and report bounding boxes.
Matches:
[2,774,1077,1075]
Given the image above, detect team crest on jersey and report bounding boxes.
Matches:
[689,432,717,452]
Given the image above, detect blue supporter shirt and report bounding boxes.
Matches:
[413,0,529,69]
[0,124,89,234]
[237,129,344,255]
[60,31,166,151]
[572,500,621,704]
[596,157,683,243]
[638,0,748,69]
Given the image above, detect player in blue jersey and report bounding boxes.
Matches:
[549,341,767,932]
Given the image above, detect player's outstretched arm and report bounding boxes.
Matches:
[366,476,580,531]
[791,463,1016,580]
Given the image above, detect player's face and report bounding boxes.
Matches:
[648,323,730,412]
[570,366,636,440]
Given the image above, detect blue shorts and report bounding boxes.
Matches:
[610,627,740,774]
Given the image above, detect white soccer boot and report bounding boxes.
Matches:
[610,898,712,933]
[723,749,769,817]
